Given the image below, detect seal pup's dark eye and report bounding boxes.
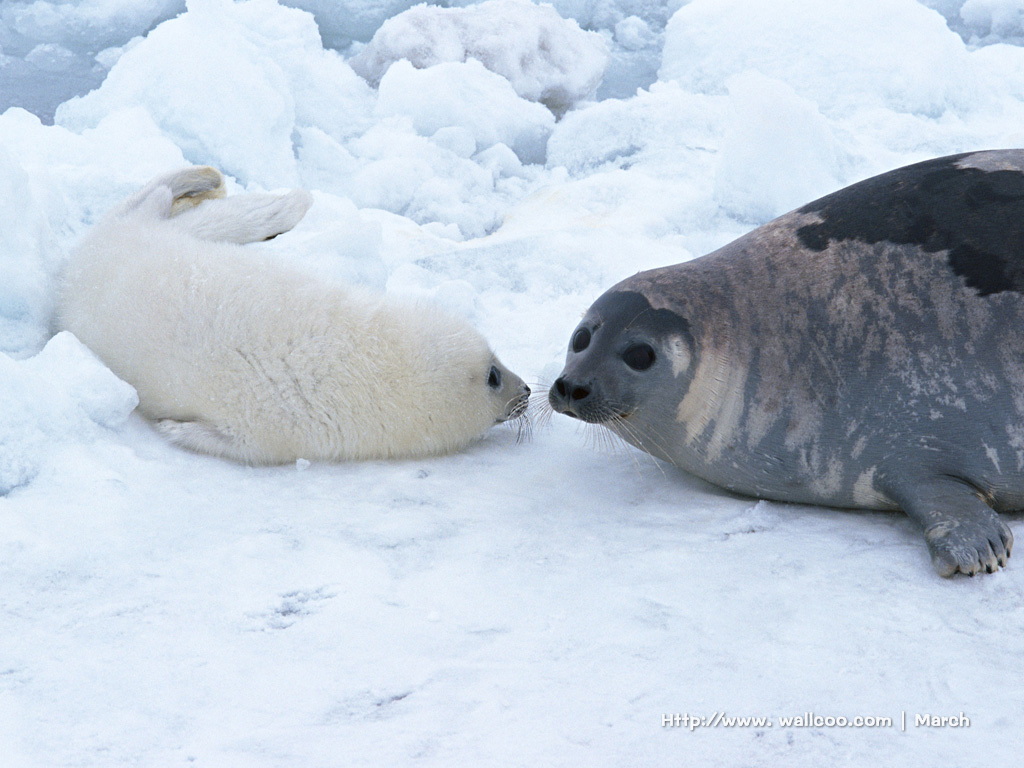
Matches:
[623,343,656,371]
[571,327,591,353]
[488,365,502,388]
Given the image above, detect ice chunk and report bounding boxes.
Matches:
[0,142,60,358]
[660,0,976,117]
[350,0,608,115]
[0,332,138,495]
[376,59,554,165]
[280,0,420,48]
[0,0,184,122]
[960,0,1024,44]
[56,0,375,189]
[713,71,840,223]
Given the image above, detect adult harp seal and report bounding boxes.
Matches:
[550,149,1024,577]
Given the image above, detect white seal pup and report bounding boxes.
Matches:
[549,149,1024,577]
[57,167,530,464]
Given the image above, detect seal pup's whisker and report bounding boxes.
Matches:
[504,403,533,444]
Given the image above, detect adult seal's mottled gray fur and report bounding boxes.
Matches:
[549,149,1024,577]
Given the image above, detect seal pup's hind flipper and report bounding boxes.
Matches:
[170,189,314,244]
[116,166,311,243]
[117,166,226,218]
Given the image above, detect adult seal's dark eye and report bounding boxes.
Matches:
[571,327,591,353]
[488,365,502,388]
[623,343,656,371]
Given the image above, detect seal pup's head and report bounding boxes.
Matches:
[485,355,531,426]
[372,300,531,458]
[548,288,695,459]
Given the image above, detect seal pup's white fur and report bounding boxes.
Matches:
[57,167,530,464]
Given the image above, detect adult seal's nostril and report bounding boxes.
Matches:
[569,385,590,401]
[552,377,587,399]
[549,376,597,421]
[547,148,1024,578]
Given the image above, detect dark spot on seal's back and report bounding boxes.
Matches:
[795,152,1024,296]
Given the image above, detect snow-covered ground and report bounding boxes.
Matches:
[3,0,1024,764]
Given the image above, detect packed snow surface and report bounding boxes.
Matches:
[2,0,1024,765]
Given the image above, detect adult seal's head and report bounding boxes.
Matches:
[550,149,1024,578]
[552,290,696,432]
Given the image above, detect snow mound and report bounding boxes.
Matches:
[377,58,555,165]
[0,332,137,495]
[713,71,841,222]
[0,142,60,358]
[349,0,609,115]
[660,0,976,117]
[336,117,531,239]
[45,0,546,239]
[546,81,726,177]
[55,0,376,189]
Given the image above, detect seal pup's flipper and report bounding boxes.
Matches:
[170,189,314,244]
[881,473,1014,576]
[156,419,252,463]
[121,166,311,242]
[117,166,226,217]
